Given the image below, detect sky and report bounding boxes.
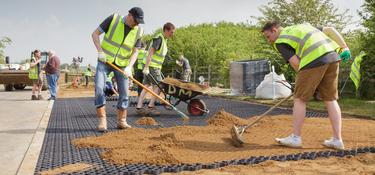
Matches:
[0,0,364,66]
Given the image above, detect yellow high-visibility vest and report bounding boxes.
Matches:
[101,14,143,67]
[28,58,38,80]
[145,33,168,69]
[274,23,339,70]
[350,52,366,90]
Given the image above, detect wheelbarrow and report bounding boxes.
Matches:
[147,74,210,116]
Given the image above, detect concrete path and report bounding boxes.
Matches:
[0,86,51,175]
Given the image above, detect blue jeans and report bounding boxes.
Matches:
[95,61,129,109]
[46,73,59,98]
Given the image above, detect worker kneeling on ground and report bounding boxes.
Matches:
[136,22,176,116]
[262,21,351,150]
[91,7,144,132]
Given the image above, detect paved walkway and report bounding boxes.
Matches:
[0,86,51,175]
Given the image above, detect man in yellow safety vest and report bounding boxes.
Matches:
[91,7,144,132]
[262,21,351,150]
[136,22,175,116]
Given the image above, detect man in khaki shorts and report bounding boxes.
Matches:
[262,21,351,150]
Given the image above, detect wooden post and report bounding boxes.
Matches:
[208,65,211,84]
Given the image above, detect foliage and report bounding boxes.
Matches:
[148,22,267,86]
[0,37,12,64]
[358,0,375,99]
[256,0,352,32]
[254,0,354,83]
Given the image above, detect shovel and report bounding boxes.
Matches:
[231,93,293,147]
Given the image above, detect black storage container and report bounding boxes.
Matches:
[230,59,270,95]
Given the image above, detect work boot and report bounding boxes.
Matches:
[37,95,44,100]
[96,106,107,132]
[148,107,161,116]
[31,95,38,100]
[117,109,131,129]
[275,134,302,148]
[322,138,345,150]
[136,107,149,116]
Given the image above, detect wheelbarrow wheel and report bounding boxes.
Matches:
[187,99,207,116]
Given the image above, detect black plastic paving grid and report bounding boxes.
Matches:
[35,96,372,175]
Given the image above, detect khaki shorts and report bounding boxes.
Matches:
[295,62,339,101]
[143,67,162,85]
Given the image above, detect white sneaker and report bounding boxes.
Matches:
[323,138,345,150]
[275,134,302,148]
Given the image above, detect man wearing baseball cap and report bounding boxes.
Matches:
[91,7,144,132]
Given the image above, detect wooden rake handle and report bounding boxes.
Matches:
[244,93,293,130]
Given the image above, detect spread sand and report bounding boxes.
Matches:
[163,153,375,175]
[39,163,93,175]
[162,78,210,93]
[136,117,158,126]
[72,110,375,166]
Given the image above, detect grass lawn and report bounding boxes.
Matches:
[210,92,375,119]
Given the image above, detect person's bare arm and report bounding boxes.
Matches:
[289,55,300,72]
[30,59,41,67]
[144,47,155,68]
[127,47,139,68]
[322,27,348,48]
[92,28,103,53]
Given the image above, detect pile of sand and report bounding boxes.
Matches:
[72,111,375,166]
[162,78,210,93]
[136,117,158,126]
[206,110,248,127]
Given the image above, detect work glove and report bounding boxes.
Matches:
[143,67,150,75]
[339,47,351,62]
[124,66,132,77]
[98,52,106,63]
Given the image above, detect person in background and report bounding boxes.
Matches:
[105,71,119,97]
[176,54,192,82]
[134,42,147,97]
[84,64,93,88]
[29,49,44,100]
[136,22,176,116]
[45,50,60,100]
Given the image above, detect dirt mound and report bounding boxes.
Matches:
[207,109,248,127]
[136,117,158,126]
[72,112,375,166]
[162,78,210,93]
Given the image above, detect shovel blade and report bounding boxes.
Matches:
[231,125,245,147]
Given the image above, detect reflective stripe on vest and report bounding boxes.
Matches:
[101,14,143,67]
[350,52,365,90]
[274,23,339,70]
[148,33,168,69]
[28,58,38,80]
[137,50,147,70]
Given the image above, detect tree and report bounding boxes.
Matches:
[358,0,375,99]
[256,0,352,32]
[0,37,12,64]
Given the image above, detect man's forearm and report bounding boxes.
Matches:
[128,48,139,67]
[92,28,103,52]
[144,48,155,68]
[322,27,348,48]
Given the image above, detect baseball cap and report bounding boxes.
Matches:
[129,7,144,24]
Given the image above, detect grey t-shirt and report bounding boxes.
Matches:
[181,58,191,70]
